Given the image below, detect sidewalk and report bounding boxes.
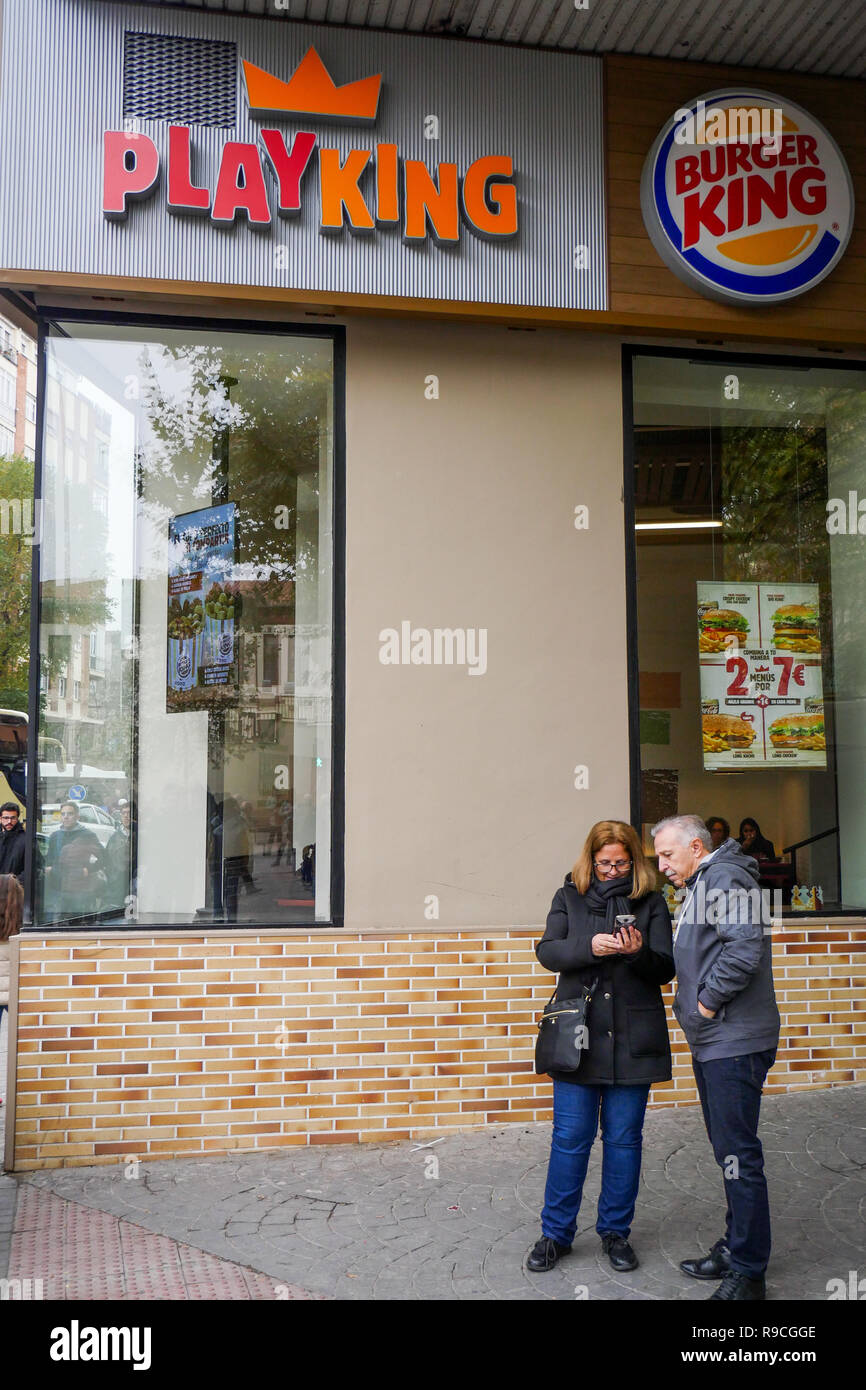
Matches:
[3,1082,864,1300]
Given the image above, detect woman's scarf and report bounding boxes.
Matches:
[583,872,635,931]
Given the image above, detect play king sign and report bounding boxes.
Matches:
[640,89,854,305]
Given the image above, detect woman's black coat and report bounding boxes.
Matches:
[536,876,675,1085]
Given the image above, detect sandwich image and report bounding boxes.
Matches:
[702,713,757,754]
[771,604,821,654]
[768,712,825,751]
[698,608,749,653]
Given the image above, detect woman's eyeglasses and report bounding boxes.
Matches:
[594,858,631,872]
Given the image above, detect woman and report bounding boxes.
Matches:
[527,821,674,1274]
[0,873,23,1107]
[706,816,730,850]
[738,817,776,861]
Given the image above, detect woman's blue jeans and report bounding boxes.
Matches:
[541,1080,651,1247]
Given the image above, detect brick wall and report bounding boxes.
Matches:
[7,924,865,1169]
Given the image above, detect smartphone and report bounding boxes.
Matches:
[614,914,636,938]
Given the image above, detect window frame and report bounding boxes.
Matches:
[623,342,865,918]
[26,309,346,932]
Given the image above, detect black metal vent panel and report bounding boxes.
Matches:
[123,31,237,128]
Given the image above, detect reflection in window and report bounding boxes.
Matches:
[35,323,336,927]
[632,353,866,912]
[262,634,279,687]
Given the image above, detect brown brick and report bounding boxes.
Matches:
[95,1064,149,1076]
[95,1141,149,1154]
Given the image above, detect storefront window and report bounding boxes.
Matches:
[33,320,338,927]
[630,350,866,912]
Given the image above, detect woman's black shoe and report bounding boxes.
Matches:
[679,1238,731,1280]
[709,1271,766,1301]
[525,1236,570,1271]
[601,1233,638,1271]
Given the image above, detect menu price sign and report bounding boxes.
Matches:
[697,581,826,771]
[166,503,238,713]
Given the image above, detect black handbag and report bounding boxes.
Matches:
[534,977,599,1076]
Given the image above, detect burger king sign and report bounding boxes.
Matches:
[640,89,854,305]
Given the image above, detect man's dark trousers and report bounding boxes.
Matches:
[691,1048,776,1278]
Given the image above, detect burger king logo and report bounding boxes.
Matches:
[640,89,854,305]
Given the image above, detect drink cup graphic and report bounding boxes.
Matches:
[205,616,235,665]
[204,581,236,665]
[218,624,234,662]
[169,633,202,690]
[168,589,205,690]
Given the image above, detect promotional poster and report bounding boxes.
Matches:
[166,503,239,712]
[697,581,826,771]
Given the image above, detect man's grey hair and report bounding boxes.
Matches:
[651,814,713,850]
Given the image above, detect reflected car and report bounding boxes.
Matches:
[39,803,118,848]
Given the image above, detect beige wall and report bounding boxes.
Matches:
[344,320,628,928]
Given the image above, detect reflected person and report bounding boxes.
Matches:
[104,801,134,910]
[43,801,105,918]
[706,817,730,851]
[0,802,26,883]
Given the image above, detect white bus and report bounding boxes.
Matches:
[0,709,130,823]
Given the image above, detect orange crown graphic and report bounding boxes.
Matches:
[243,47,382,123]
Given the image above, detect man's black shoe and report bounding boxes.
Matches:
[601,1233,638,1271]
[709,1270,766,1301]
[525,1236,570,1272]
[679,1238,731,1280]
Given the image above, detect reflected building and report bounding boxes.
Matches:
[40,355,129,783]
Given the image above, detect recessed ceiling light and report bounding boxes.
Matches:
[635,520,722,531]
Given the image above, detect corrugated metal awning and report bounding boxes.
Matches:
[89,0,866,79]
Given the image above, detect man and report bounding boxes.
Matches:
[104,800,133,909]
[221,795,252,922]
[0,801,25,882]
[43,801,104,918]
[652,814,780,1302]
[238,801,261,895]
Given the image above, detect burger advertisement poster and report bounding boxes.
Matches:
[166,503,239,713]
[697,581,826,771]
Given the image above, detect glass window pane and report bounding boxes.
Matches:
[632,353,866,912]
[35,322,336,927]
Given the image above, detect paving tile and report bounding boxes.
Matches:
[7,1084,865,1300]
[7,1187,325,1301]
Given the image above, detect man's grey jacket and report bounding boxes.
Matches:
[672,838,780,1062]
